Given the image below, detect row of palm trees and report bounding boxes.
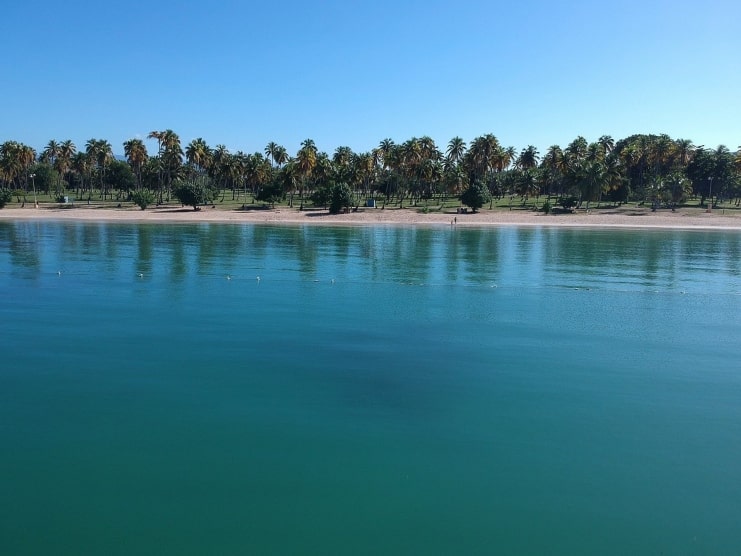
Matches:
[2,131,740,209]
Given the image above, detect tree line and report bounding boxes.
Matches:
[1,132,740,212]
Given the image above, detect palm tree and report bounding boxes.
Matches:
[86,138,113,198]
[352,151,376,203]
[597,135,615,156]
[160,130,183,201]
[295,139,317,208]
[265,141,279,167]
[244,152,272,200]
[41,140,60,166]
[123,138,148,190]
[273,145,288,167]
[333,146,354,183]
[674,138,694,168]
[147,130,168,200]
[446,137,466,166]
[516,145,539,170]
[465,134,501,184]
[1,141,24,188]
[264,141,288,168]
[377,138,395,170]
[502,146,517,171]
[55,140,76,188]
[565,136,588,162]
[186,138,210,173]
[540,145,564,198]
[580,160,607,209]
[71,152,91,198]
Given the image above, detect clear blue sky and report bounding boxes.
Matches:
[3,0,739,157]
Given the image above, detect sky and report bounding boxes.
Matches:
[2,0,739,158]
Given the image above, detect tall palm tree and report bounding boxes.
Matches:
[160,130,183,201]
[0,141,33,188]
[565,136,588,163]
[41,140,60,166]
[377,138,395,170]
[123,138,148,190]
[265,141,279,167]
[273,145,288,167]
[86,138,113,198]
[55,140,76,187]
[502,146,517,171]
[333,146,354,183]
[465,134,501,183]
[186,138,210,173]
[147,130,165,197]
[516,145,539,170]
[446,137,467,166]
[597,135,615,156]
[71,152,91,197]
[295,139,317,208]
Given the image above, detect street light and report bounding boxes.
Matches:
[707,176,714,213]
[29,173,37,208]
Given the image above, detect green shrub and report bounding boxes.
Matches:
[329,183,353,214]
[558,196,577,211]
[173,180,216,210]
[0,188,12,209]
[131,189,155,210]
[459,181,491,213]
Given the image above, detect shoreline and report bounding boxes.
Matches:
[1,204,741,231]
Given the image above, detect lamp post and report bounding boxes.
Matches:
[707,176,714,213]
[30,173,37,208]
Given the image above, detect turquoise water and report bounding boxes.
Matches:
[2,221,741,554]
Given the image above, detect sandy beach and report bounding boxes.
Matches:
[1,203,740,230]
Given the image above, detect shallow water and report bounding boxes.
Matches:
[2,222,741,554]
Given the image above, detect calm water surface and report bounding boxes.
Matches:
[2,221,741,554]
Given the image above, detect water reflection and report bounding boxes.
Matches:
[1,222,740,295]
[0,222,42,278]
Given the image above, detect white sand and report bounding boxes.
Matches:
[1,204,740,230]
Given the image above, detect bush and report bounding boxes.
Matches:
[255,181,284,207]
[173,180,216,210]
[131,189,155,210]
[459,181,491,213]
[541,200,552,214]
[328,183,353,214]
[0,188,12,209]
[310,186,331,208]
[558,196,577,211]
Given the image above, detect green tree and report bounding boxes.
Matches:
[85,138,113,197]
[131,189,155,210]
[55,140,76,188]
[0,188,12,208]
[107,160,137,195]
[328,182,353,214]
[174,180,216,210]
[29,163,60,195]
[460,180,491,212]
[295,138,318,208]
[124,138,148,189]
[41,140,60,166]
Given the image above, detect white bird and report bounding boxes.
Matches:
[57,271,61,276]
[226,275,231,280]
[138,273,144,278]
[256,276,261,282]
